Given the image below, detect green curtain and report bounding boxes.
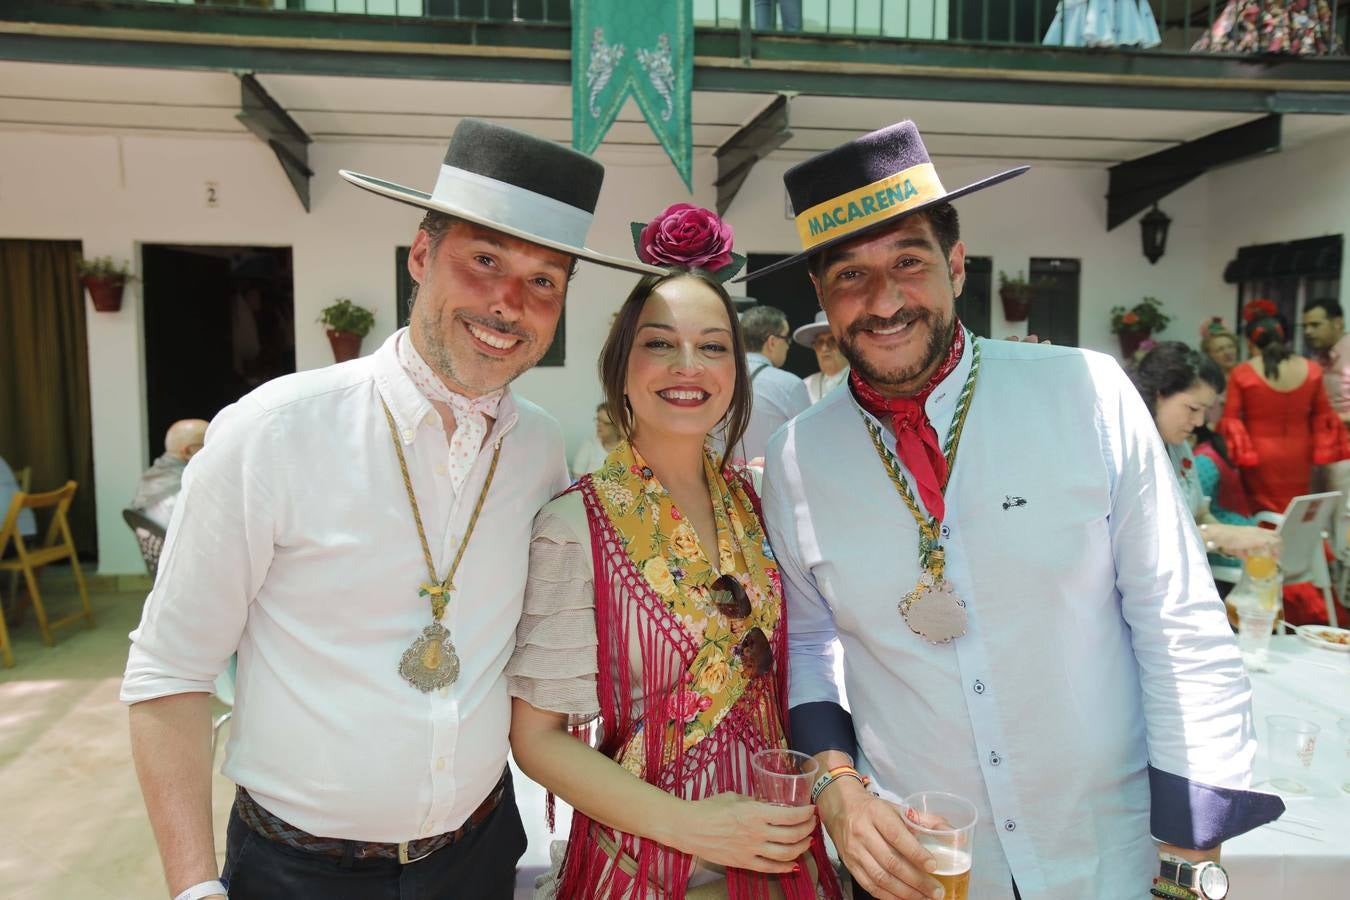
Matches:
[0,240,97,556]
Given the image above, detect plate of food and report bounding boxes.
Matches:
[1294,624,1350,652]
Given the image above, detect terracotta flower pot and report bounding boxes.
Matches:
[81,275,126,312]
[326,329,363,363]
[998,285,1034,322]
[1117,330,1152,359]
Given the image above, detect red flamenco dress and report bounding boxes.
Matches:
[1218,359,1350,513]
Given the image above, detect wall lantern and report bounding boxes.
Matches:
[1140,204,1171,265]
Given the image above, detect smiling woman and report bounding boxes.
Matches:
[505,265,843,899]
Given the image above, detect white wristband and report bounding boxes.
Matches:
[173,881,227,900]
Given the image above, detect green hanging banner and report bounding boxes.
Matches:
[572,0,693,190]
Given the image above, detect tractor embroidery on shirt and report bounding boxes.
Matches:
[1001,495,1028,511]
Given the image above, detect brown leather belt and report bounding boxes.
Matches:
[235,773,507,865]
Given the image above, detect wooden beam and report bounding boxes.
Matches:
[237,72,313,212]
[714,94,791,215]
[1106,115,1282,231]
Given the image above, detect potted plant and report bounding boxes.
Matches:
[77,256,135,312]
[318,298,376,362]
[1110,296,1171,359]
[997,271,1035,322]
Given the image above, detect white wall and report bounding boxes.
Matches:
[1205,131,1350,313]
[0,129,712,573]
[4,125,1345,573]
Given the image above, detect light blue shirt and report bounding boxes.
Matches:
[764,337,1273,897]
[735,352,810,463]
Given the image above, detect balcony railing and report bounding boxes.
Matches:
[135,1,1346,55]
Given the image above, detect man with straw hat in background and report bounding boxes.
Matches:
[122,119,659,900]
[794,310,850,404]
[755,121,1283,900]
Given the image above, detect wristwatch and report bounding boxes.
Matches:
[1159,854,1229,900]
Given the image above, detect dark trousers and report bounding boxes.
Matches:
[222,774,527,899]
[849,873,1022,899]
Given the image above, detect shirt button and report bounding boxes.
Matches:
[973,680,985,695]
[989,751,1002,766]
[401,429,414,441]
[436,758,446,771]
[1004,819,1016,832]
[940,523,952,539]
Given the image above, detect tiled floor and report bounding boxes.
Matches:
[0,585,566,899]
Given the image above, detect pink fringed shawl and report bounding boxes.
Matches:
[553,474,841,900]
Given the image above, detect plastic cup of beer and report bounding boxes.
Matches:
[750,749,818,807]
[1266,715,1320,794]
[901,791,977,900]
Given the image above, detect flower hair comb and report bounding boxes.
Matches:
[631,204,746,283]
[1199,316,1232,338]
[1242,299,1278,323]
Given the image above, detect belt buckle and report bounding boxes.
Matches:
[397,839,435,865]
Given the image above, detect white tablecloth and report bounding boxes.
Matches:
[511,636,1350,898]
[1225,635,1350,898]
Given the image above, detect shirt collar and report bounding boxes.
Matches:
[372,328,519,447]
[924,329,974,431]
[747,352,771,366]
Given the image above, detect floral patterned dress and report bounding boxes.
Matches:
[507,442,840,900]
[1192,1,1343,55]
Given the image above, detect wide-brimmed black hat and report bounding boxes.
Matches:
[740,120,1028,281]
[340,118,662,276]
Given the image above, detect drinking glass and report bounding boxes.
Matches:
[1237,607,1277,671]
[1266,715,1320,794]
[902,791,977,900]
[750,749,818,807]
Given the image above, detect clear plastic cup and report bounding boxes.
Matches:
[1267,715,1320,794]
[1237,607,1277,671]
[749,749,818,807]
[902,791,977,900]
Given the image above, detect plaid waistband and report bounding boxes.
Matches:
[234,774,507,863]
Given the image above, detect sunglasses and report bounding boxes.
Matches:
[710,573,752,620]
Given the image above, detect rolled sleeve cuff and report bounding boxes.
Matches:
[788,701,857,760]
[120,645,222,705]
[1148,764,1285,849]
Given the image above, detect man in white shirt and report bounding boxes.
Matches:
[794,310,850,404]
[734,304,811,462]
[1301,298,1350,501]
[130,418,209,529]
[122,119,659,900]
[752,121,1282,900]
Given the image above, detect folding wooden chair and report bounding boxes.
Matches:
[0,481,94,660]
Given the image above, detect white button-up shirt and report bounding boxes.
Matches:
[763,337,1262,899]
[122,329,569,842]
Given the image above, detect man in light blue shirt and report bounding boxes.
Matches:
[734,304,810,463]
[755,121,1281,900]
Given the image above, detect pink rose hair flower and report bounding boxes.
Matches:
[631,204,746,282]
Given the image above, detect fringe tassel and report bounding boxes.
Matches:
[553,477,843,900]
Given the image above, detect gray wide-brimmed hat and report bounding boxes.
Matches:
[793,310,831,348]
[739,120,1028,281]
[340,118,662,276]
